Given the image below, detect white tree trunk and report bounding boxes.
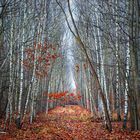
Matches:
[115,0,121,121]
[30,50,38,123]
[123,38,130,128]
[17,2,26,120]
[94,7,110,114]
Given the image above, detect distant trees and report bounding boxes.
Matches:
[0,0,64,128]
[0,0,139,132]
[55,0,140,131]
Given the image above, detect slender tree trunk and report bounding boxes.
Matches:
[30,42,38,124]
[5,20,14,128]
[94,7,110,115]
[115,0,121,121]
[123,39,130,129]
[16,1,26,128]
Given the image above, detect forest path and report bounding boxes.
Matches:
[0,105,140,140]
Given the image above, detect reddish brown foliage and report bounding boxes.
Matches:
[42,91,82,105]
[0,106,140,140]
[23,41,60,79]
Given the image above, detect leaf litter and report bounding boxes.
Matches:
[0,105,140,140]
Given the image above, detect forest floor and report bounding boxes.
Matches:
[0,105,140,140]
